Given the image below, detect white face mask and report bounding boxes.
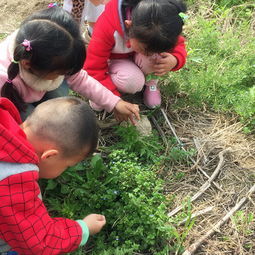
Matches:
[19,65,65,92]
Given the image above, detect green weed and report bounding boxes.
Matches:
[232,210,254,236]
[0,33,8,40]
[162,1,255,132]
[40,122,196,254]
[113,125,164,163]
[42,150,171,254]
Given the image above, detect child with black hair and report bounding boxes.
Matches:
[0,6,139,123]
[0,96,105,254]
[84,0,187,109]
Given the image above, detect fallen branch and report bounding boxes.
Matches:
[168,150,226,217]
[182,184,255,255]
[179,206,214,225]
[151,116,169,153]
[160,108,182,145]
[97,119,119,129]
[160,108,223,192]
[193,138,208,165]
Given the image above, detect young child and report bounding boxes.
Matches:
[0,7,139,123]
[84,0,187,109]
[63,0,107,34]
[0,96,105,254]
[63,0,107,45]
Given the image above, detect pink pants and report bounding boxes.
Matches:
[109,53,160,94]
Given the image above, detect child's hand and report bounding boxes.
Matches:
[153,52,177,76]
[90,0,110,6]
[114,100,140,125]
[83,214,106,235]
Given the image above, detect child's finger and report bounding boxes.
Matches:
[155,57,167,64]
[153,66,167,72]
[128,114,137,125]
[154,70,167,76]
[159,52,170,58]
[97,215,106,221]
[128,104,140,120]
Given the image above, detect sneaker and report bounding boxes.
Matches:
[89,100,104,112]
[143,80,161,108]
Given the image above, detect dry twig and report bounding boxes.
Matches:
[160,108,223,191]
[179,206,214,225]
[168,150,227,217]
[182,184,255,255]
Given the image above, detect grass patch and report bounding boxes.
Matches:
[40,125,194,254]
[162,1,255,132]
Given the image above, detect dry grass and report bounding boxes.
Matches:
[0,0,49,34]
[161,108,255,254]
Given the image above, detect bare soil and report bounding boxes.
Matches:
[0,0,49,34]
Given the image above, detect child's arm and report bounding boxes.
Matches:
[67,70,140,124]
[0,171,104,255]
[83,12,121,97]
[169,35,187,71]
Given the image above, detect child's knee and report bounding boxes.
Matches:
[113,71,145,94]
[125,72,145,94]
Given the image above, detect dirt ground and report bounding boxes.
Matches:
[0,0,49,33]
[1,0,254,254]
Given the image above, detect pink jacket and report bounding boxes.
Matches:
[0,32,120,112]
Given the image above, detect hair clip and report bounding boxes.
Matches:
[179,12,188,22]
[12,59,19,64]
[22,39,32,51]
[6,79,12,84]
[48,3,58,8]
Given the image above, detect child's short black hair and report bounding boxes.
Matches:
[124,0,187,53]
[25,97,98,158]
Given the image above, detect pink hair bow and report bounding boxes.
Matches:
[48,3,58,8]
[22,39,32,51]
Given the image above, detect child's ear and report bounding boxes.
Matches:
[41,149,59,160]
[124,20,132,29]
[20,59,31,71]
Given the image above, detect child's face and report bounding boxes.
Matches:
[31,70,66,80]
[38,151,87,179]
[129,38,152,56]
[21,60,67,80]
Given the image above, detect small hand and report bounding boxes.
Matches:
[90,0,110,6]
[153,52,177,76]
[83,214,106,235]
[114,100,140,125]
